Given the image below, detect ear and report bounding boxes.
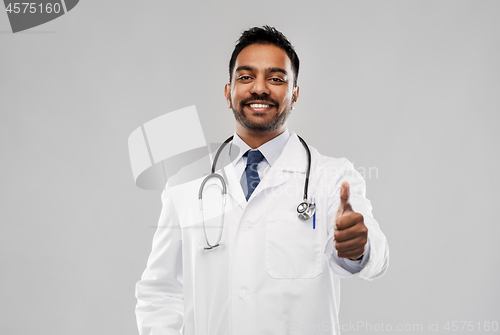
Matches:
[224,83,232,109]
[291,85,299,109]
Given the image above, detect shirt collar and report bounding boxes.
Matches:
[230,129,291,167]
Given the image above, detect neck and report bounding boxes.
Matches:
[235,124,286,149]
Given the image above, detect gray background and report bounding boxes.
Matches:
[1,0,499,334]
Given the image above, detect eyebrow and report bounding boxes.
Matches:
[235,66,288,76]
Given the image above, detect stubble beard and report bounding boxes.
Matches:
[230,94,291,134]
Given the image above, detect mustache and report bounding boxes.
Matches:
[240,94,279,106]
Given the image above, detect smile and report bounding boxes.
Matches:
[246,103,274,111]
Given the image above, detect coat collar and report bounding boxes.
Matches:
[230,129,291,168]
[271,131,308,173]
[246,131,307,201]
[221,131,308,208]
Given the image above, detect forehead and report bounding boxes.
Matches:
[234,44,292,73]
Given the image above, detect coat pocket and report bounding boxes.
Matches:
[265,212,322,279]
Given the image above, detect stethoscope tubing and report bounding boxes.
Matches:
[198,134,314,250]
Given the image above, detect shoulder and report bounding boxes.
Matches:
[308,146,364,192]
[289,131,352,170]
[309,145,354,172]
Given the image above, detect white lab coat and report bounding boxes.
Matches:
[135,132,389,335]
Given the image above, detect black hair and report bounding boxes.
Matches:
[229,26,300,86]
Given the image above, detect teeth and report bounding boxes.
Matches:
[249,103,271,108]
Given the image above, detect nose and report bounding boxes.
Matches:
[249,76,270,95]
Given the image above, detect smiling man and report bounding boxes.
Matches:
[225,42,298,148]
[135,26,389,335]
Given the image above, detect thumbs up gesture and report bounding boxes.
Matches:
[334,182,368,260]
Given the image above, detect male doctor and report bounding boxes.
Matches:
[135,26,389,335]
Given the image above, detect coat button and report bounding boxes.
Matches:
[239,290,248,298]
[241,223,250,231]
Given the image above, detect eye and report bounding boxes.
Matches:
[238,76,252,81]
[270,78,284,83]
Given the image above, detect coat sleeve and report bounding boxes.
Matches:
[135,184,184,335]
[324,158,389,280]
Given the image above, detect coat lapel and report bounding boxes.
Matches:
[223,162,247,209]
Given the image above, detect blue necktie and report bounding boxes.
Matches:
[244,150,264,201]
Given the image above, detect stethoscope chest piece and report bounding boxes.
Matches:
[297,201,316,221]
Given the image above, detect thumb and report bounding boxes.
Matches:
[340,182,351,213]
[336,182,353,223]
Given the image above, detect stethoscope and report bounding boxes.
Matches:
[198,135,316,250]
